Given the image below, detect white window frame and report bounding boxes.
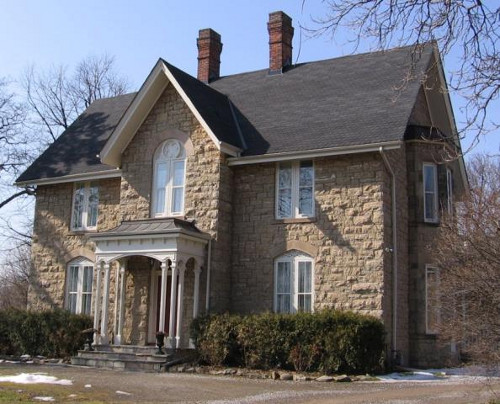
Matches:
[446,168,453,215]
[423,163,438,223]
[275,160,315,219]
[71,181,99,231]
[151,139,186,217]
[274,251,314,313]
[66,257,94,315]
[425,265,440,335]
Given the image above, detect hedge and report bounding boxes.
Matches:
[0,309,92,358]
[191,310,385,374]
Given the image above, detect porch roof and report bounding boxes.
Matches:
[89,218,210,264]
[91,218,210,240]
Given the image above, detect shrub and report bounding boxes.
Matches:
[190,313,241,366]
[191,310,385,374]
[0,309,92,358]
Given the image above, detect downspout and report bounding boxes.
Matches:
[379,147,399,363]
[205,238,212,312]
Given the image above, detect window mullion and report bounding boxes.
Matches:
[76,266,83,315]
[82,184,89,230]
[292,162,298,217]
[165,160,173,215]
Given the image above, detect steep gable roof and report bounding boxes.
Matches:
[212,45,433,156]
[17,44,437,184]
[16,93,136,184]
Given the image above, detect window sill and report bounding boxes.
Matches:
[69,229,98,236]
[274,217,316,224]
[423,219,440,226]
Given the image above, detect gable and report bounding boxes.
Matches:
[100,60,243,168]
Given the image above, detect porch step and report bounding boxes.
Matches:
[71,345,174,372]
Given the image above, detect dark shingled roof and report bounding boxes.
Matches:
[211,45,433,156]
[90,218,205,238]
[17,45,433,183]
[163,60,245,149]
[17,93,136,183]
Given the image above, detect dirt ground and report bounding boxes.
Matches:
[1,363,500,403]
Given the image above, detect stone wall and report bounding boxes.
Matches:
[231,153,388,318]
[406,140,460,367]
[118,84,232,342]
[29,178,121,311]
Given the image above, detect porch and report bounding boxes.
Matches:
[89,218,210,349]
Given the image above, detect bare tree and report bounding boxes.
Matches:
[435,154,500,363]
[0,243,32,309]
[0,54,129,212]
[306,1,500,146]
[22,54,129,146]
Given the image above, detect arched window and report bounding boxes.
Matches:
[152,139,186,216]
[66,257,93,315]
[274,251,314,313]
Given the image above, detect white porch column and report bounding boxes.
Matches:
[158,260,168,333]
[193,267,202,319]
[100,262,111,345]
[168,261,178,347]
[115,261,126,345]
[175,264,186,348]
[113,265,119,342]
[93,261,103,344]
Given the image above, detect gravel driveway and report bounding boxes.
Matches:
[1,363,499,403]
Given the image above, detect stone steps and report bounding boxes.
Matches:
[71,345,174,372]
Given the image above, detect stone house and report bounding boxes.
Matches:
[17,11,467,368]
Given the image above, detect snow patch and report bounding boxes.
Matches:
[33,397,55,402]
[0,373,72,385]
[116,390,132,395]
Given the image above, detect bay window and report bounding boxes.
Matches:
[275,251,313,313]
[423,163,438,223]
[72,182,99,231]
[425,265,440,334]
[277,160,314,219]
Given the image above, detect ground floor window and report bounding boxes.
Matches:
[426,265,440,334]
[275,251,313,313]
[66,258,93,315]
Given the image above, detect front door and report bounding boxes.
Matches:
[148,270,171,343]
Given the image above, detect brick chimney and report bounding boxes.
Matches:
[267,11,294,74]
[197,28,223,83]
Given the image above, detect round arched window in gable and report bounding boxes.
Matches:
[152,139,186,217]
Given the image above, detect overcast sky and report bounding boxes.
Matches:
[1,0,498,154]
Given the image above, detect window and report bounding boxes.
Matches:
[447,168,453,215]
[66,258,93,315]
[275,251,313,313]
[72,182,99,231]
[425,265,440,334]
[276,160,314,219]
[152,139,186,217]
[423,163,438,222]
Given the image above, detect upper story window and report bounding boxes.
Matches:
[275,251,314,313]
[423,163,438,223]
[276,160,314,219]
[152,139,186,217]
[446,168,454,215]
[72,182,99,231]
[66,257,93,315]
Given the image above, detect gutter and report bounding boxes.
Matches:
[15,169,122,187]
[379,147,399,363]
[205,238,212,312]
[228,141,402,166]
